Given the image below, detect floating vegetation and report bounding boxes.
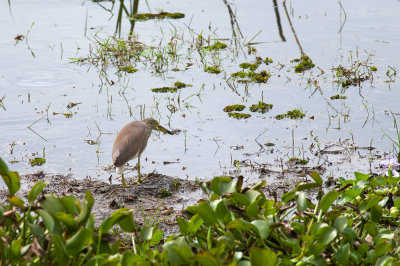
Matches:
[228,112,251,119]
[133,12,185,21]
[84,139,99,145]
[292,56,315,73]
[204,66,222,74]
[330,94,347,100]
[275,109,306,120]
[157,188,172,198]
[289,157,309,165]
[239,62,259,71]
[370,66,377,71]
[66,102,81,109]
[264,57,273,65]
[118,66,138,73]
[205,41,227,51]
[230,70,270,83]
[174,81,192,89]
[53,112,73,118]
[151,87,177,93]
[151,81,192,93]
[249,101,273,113]
[29,157,46,167]
[223,104,246,112]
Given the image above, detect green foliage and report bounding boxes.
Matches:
[133,12,185,21]
[249,101,273,113]
[205,42,228,51]
[228,112,251,119]
[204,66,222,74]
[118,66,138,73]
[275,108,306,120]
[29,157,46,166]
[223,104,246,112]
[1,156,400,264]
[292,56,315,73]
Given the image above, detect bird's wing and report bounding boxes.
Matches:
[112,121,148,167]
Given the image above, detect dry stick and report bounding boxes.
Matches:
[282,0,306,57]
[272,0,286,42]
[27,114,47,141]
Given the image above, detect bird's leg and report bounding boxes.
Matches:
[121,173,126,187]
[137,155,141,183]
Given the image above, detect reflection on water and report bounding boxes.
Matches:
[0,0,399,189]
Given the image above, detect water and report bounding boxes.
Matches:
[0,0,399,189]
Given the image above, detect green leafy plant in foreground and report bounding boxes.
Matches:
[1,156,400,265]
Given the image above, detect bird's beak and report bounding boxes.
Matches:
[157,124,173,135]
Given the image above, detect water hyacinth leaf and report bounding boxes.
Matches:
[245,189,261,204]
[291,222,305,235]
[310,172,323,186]
[150,230,163,246]
[264,199,276,216]
[41,194,65,214]
[251,220,270,239]
[118,212,136,232]
[163,238,193,265]
[36,209,61,234]
[333,216,348,233]
[376,232,394,244]
[28,223,44,238]
[297,182,321,191]
[194,252,220,266]
[0,156,9,176]
[227,219,252,232]
[11,238,22,259]
[2,171,20,196]
[100,208,132,234]
[77,190,94,226]
[233,251,243,261]
[316,226,337,245]
[59,196,79,216]
[282,191,296,204]
[65,228,92,257]
[370,175,386,187]
[51,234,68,264]
[250,248,277,266]
[376,256,396,266]
[320,191,340,213]
[56,212,77,230]
[338,188,360,204]
[215,200,230,223]
[141,226,155,241]
[311,222,328,235]
[211,176,232,195]
[334,243,350,264]
[197,201,217,226]
[354,172,370,181]
[364,221,378,237]
[296,191,307,212]
[121,252,139,265]
[8,196,25,209]
[342,227,356,243]
[27,181,47,204]
[228,192,250,206]
[250,180,266,190]
[238,261,251,266]
[370,204,383,222]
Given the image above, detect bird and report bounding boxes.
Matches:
[112,118,173,186]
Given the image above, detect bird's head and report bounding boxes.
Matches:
[143,118,173,135]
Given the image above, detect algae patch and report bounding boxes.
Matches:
[231,70,270,83]
[223,104,246,112]
[228,112,251,119]
[133,12,185,21]
[292,56,315,73]
[118,66,138,73]
[29,157,46,167]
[249,101,273,113]
[275,109,306,120]
[151,81,192,93]
[330,94,347,100]
[205,42,227,51]
[289,157,309,165]
[204,66,222,74]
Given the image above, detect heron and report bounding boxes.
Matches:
[112,118,173,186]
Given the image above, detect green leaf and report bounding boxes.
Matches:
[364,221,378,237]
[297,182,321,191]
[59,196,79,216]
[333,216,348,233]
[11,238,22,259]
[8,196,25,209]
[36,209,61,234]
[163,237,193,265]
[334,243,350,264]
[65,228,92,257]
[56,212,77,230]
[342,227,356,243]
[376,256,395,266]
[316,226,337,245]
[354,172,370,181]
[251,220,270,239]
[250,248,277,266]
[194,252,220,266]
[28,181,47,205]
[296,192,307,211]
[245,189,261,204]
[228,192,250,206]
[77,190,94,226]
[28,223,44,238]
[211,176,232,195]
[282,190,296,204]
[100,208,132,234]
[2,171,20,196]
[370,204,383,222]
[320,191,340,213]
[41,194,65,214]
[51,235,68,264]
[150,230,163,246]
[141,226,155,241]
[0,156,9,176]
[197,201,217,226]
[227,219,252,232]
[310,172,323,186]
[118,212,136,232]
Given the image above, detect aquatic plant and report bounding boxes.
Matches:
[249,101,273,113]
[330,94,347,100]
[223,104,246,112]
[151,87,177,93]
[205,42,227,51]
[204,66,222,74]
[289,157,309,165]
[228,112,251,119]
[239,62,259,71]
[292,56,315,73]
[133,12,185,21]
[29,157,46,166]
[118,66,138,73]
[275,109,306,120]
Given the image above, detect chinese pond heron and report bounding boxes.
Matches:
[112,118,172,186]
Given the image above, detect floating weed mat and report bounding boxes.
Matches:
[132,12,185,21]
[249,101,273,113]
[223,104,245,112]
[2,156,400,264]
[291,55,315,73]
[275,108,306,120]
[151,81,192,93]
